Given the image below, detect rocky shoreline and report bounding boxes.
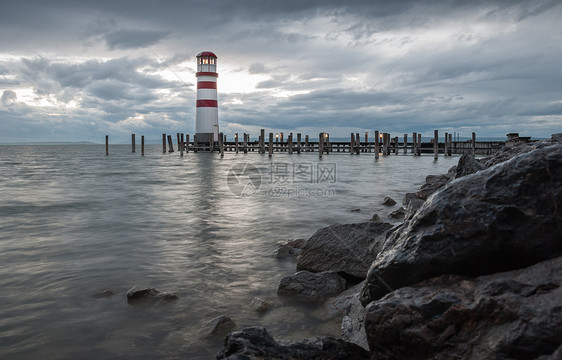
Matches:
[217,134,562,359]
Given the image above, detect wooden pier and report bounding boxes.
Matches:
[108,130,507,157]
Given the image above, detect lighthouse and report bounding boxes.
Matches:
[195,51,219,144]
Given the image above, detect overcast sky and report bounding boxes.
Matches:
[1,0,561,143]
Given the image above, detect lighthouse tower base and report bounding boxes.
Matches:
[195,132,215,144]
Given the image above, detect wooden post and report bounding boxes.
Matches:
[434,129,439,159]
[297,133,301,154]
[268,132,273,158]
[179,133,183,156]
[186,134,190,153]
[209,133,214,152]
[235,133,239,154]
[142,135,145,156]
[176,133,180,151]
[382,133,387,155]
[417,133,422,155]
[105,135,109,155]
[219,132,224,158]
[319,132,324,159]
[260,129,265,154]
[288,133,293,154]
[167,135,174,152]
[472,132,476,155]
[280,132,284,152]
[412,132,416,154]
[444,132,448,157]
[162,134,166,153]
[131,134,135,153]
[355,133,360,154]
[243,133,248,153]
[448,133,452,156]
[326,133,330,153]
[350,133,355,154]
[375,130,380,159]
[365,132,369,152]
[404,134,408,154]
[305,135,309,152]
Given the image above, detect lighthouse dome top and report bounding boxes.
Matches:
[197,51,217,58]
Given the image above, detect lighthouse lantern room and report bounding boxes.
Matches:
[195,51,219,144]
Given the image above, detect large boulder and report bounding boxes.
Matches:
[364,256,562,360]
[197,315,237,339]
[414,174,451,200]
[297,222,393,280]
[455,153,486,178]
[216,326,370,360]
[278,270,346,300]
[361,144,562,305]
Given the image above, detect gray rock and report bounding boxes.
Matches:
[197,315,236,339]
[297,222,393,279]
[402,192,417,206]
[274,239,307,259]
[365,256,562,360]
[361,144,562,305]
[370,213,381,222]
[249,297,276,313]
[415,174,450,200]
[388,207,406,218]
[382,196,396,206]
[350,208,361,212]
[404,198,425,219]
[93,289,114,298]
[126,287,178,302]
[552,133,562,142]
[216,326,370,359]
[277,270,346,299]
[325,281,364,317]
[455,153,486,178]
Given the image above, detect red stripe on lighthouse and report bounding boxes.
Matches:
[196,100,218,107]
[197,81,217,89]
[196,72,218,77]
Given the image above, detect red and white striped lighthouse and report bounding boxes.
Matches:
[195,51,219,143]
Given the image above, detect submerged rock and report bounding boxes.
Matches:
[93,289,114,298]
[382,196,396,206]
[365,256,562,360]
[277,270,346,299]
[274,239,307,259]
[198,315,237,339]
[361,144,562,305]
[297,222,393,279]
[216,326,369,360]
[249,297,277,313]
[370,213,381,222]
[126,287,178,302]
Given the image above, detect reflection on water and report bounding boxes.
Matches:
[0,145,456,359]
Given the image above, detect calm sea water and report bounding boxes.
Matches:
[0,145,457,359]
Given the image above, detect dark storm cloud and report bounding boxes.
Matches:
[103,29,170,50]
[0,0,561,142]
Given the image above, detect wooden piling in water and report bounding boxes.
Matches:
[404,134,408,154]
[105,135,109,155]
[280,132,284,152]
[472,132,476,155]
[219,132,224,157]
[131,134,135,153]
[179,133,183,156]
[319,132,324,159]
[355,133,360,154]
[162,134,166,153]
[142,135,145,156]
[260,129,265,153]
[243,133,248,154]
[235,133,239,154]
[186,134,190,153]
[167,135,174,152]
[209,133,214,152]
[444,132,448,157]
[412,132,417,154]
[297,133,301,154]
[288,133,293,154]
[350,133,355,154]
[375,131,380,159]
[448,133,452,156]
[305,135,309,152]
[176,133,180,151]
[268,133,273,158]
[382,133,387,155]
[434,130,439,159]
